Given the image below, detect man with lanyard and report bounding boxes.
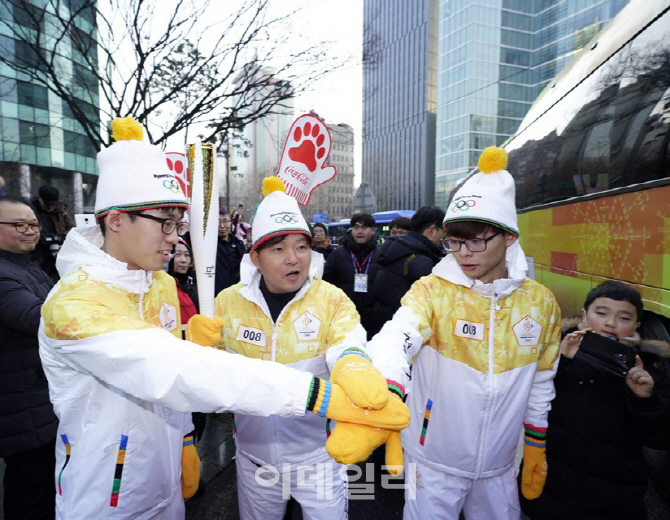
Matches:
[323,213,379,339]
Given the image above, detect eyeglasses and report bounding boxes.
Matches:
[442,232,500,253]
[0,221,40,233]
[134,214,189,236]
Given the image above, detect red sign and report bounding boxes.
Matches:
[275,114,336,205]
[165,152,190,199]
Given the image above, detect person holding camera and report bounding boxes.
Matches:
[520,280,670,520]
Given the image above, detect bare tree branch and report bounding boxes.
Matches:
[0,0,347,152]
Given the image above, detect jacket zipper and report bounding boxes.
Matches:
[475,292,499,476]
[139,271,150,321]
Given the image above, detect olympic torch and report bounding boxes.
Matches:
[186,143,218,318]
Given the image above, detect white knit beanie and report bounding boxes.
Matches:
[251,177,311,251]
[94,117,189,219]
[443,146,519,236]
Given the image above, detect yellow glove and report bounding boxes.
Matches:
[326,420,404,473]
[186,315,223,347]
[306,378,410,431]
[521,423,548,500]
[181,435,201,498]
[330,348,388,409]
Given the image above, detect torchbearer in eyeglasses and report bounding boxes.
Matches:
[362,147,562,520]
[37,117,410,520]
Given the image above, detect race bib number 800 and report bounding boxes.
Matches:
[236,326,266,347]
[454,319,485,340]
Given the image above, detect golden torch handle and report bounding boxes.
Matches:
[187,143,218,318]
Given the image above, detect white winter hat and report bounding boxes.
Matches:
[94,117,189,219]
[443,146,519,236]
[251,177,311,251]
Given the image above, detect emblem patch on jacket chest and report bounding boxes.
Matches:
[513,315,542,348]
[159,303,177,332]
[293,311,321,340]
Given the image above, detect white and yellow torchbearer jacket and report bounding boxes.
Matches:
[367,242,561,479]
[214,253,368,468]
[38,227,313,520]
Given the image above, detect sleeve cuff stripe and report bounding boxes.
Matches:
[338,347,370,361]
[387,379,405,398]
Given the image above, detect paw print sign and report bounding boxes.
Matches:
[275,114,336,205]
[165,152,190,199]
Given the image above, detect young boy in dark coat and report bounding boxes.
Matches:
[520,281,670,520]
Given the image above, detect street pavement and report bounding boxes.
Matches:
[186,418,670,520]
[1,413,668,519]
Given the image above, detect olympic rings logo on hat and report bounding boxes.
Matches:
[163,179,181,193]
[275,215,299,224]
[450,199,476,213]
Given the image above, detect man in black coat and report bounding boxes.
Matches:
[371,206,446,336]
[0,195,58,520]
[215,210,246,295]
[323,213,380,339]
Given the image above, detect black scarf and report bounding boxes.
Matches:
[259,277,299,322]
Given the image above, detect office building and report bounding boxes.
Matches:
[224,64,295,219]
[434,0,629,206]
[300,120,355,223]
[362,0,439,212]
[0,0,100,212]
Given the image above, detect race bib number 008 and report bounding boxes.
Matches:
[454,319,485,340]
[236,326,266,347]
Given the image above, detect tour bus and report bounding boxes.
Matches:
[327,210,415,245]
[500,0,670,336]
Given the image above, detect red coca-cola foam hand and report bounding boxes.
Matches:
[277,115,336,205]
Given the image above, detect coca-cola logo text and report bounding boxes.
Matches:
[284,166,308,186]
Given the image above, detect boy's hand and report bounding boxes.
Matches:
[560,329,589,359]
[626,356,654,398]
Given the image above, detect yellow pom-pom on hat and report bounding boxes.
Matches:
[262,176,286,196]
[111,117,144,142]
[444,145,519,236]
[478,146,507,174]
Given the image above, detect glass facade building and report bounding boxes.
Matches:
[362,0,439,212]
[0,0,100,212]
[435,0,629,207]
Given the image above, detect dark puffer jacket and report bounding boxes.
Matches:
[0,250,58,456]
[30,196,74,282]
[323,232,379,339]
[520,327,670,520]
[371,231,445,335]
[215,235,246,295]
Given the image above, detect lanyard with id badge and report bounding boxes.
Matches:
[351,251,373,292]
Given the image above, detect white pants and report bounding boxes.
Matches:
[145,491,185,520]
[236,450,348,520]
[403,452,521,520]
